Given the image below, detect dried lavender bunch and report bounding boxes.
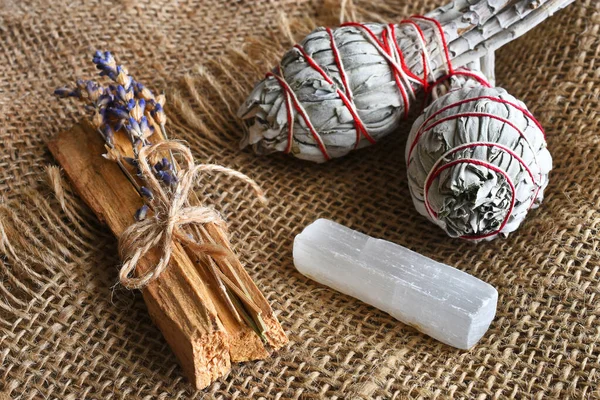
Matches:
[238,0,573,163]
[405,77,551,241]
[55,51,173,199]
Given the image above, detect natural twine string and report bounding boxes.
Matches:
[118,141,266,289]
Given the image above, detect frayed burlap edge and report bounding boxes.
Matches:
[2,0,599,398]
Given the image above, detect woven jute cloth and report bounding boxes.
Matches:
[1,0,599,398]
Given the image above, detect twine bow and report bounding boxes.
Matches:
[118,141,265,289]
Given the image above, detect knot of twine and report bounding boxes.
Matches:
[118,141,265,289]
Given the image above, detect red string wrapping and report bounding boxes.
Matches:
[266,69,331,159]
[264,16,546,240]
[266,15,473,159]
[407,112,543,164]
[293,43,376,148]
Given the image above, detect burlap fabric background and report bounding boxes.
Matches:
[1,0,599,398]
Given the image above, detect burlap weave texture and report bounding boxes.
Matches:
[0,0,599,398]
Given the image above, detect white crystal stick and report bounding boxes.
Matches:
[293,219,498,349]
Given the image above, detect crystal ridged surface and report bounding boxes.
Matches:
[293,219,498,349]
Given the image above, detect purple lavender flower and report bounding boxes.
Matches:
[54,87,81,98]
[96,93,113,109]
[134,204,149,221]
[132,99,146,121]
[154,157,172,172]
[139,116,150,132]
[101,125,115,147]
[92,110,105,129]
[115,66,133,90]
[79,80,104,102]
[92,51,118,79]
[116,85,133,103]
[135,82,155,101]
[156,170,177,186]
[140,186,154,200]
[126,117,142,138]
[108,105,130,121]
[56,51,173,194]
[152,103,167,126]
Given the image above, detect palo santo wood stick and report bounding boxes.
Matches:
[151,116,265,334]
[48,123,287,388]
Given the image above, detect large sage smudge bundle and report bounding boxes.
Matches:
[405,78,551,241]
[238,0,573,163]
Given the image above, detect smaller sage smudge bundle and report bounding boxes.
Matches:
[405,76,551,241]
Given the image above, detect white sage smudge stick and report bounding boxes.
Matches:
[405,78,551,241]
[294,219,498,350]
[238,0,573,163]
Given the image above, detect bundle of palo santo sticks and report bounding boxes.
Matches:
[49,51,287,389]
